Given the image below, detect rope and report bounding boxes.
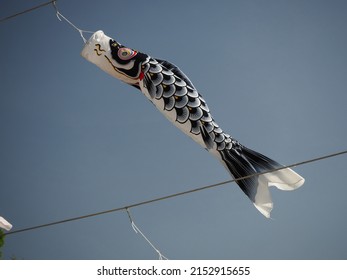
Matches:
[0,0,56,23]
[52,1,94,43]
[4,149,347,236]
[126,208,168,260]
[0,1,94,43]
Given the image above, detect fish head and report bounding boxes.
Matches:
[81,30,149,85]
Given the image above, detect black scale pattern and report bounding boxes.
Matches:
[143,58,235,151]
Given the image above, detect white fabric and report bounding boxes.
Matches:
[81,30,133,83]
[0,216,13,231]
[254,175,274,218]
[254,169,305,218]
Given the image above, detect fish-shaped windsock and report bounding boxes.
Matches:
[81,30,304,218]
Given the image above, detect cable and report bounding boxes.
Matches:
[53,1,94,43]
[4,149,347,236]
[0,1,93,42]
[0,0,56,23]
[126,208,168,260]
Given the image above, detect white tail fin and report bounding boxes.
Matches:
[219,145,304,218]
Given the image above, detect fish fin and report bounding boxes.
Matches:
[143,74,156,98]
[220,145,304,218]
[199,123,214,150]
[155,58,196,89]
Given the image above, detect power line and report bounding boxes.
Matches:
[0,0,56,23]
[4,149,347,236]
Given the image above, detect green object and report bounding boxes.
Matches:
[0,229,4,259]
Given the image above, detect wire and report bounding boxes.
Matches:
[126,208,168,260]
[53,1,94,43]
[4,149,347,236]
[0,0,56,23]
[0,1,93,42]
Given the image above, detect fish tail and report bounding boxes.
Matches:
[219,145,304,218]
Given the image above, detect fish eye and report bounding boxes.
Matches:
[118,47,137,60]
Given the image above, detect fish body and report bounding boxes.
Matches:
[81,30,304,218]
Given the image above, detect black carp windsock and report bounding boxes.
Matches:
[81,30,304,218]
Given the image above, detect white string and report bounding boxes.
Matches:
[126,208,168,260]
[53,1,94,43]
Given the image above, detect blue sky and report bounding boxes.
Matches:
[1,0,347,259]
